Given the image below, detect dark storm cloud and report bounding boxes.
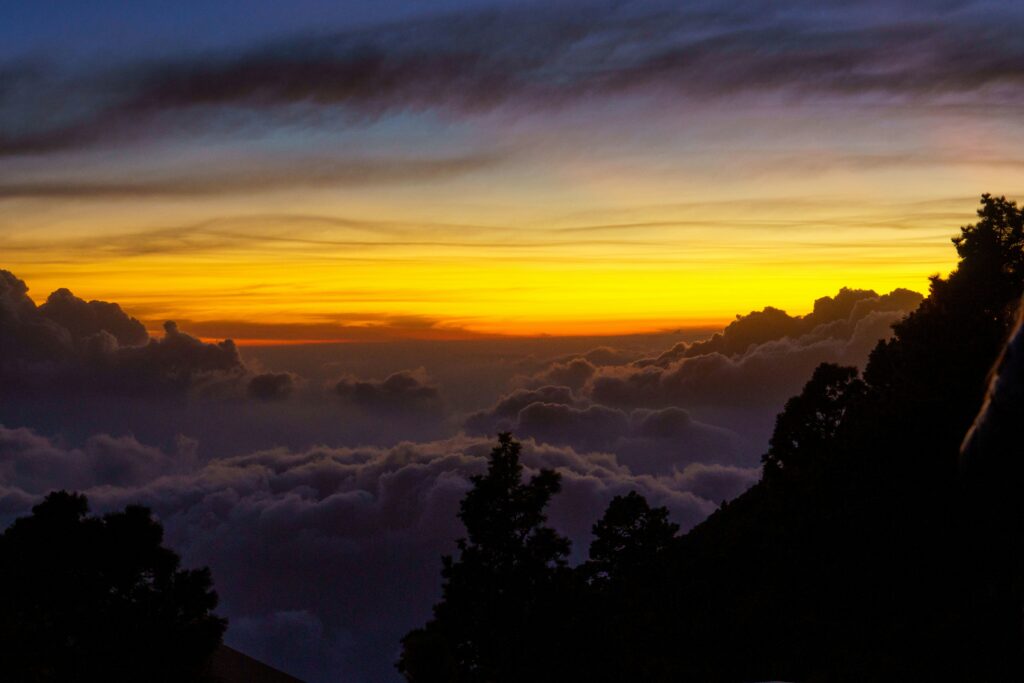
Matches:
[3,0,1023,156]
[0,428,720,682]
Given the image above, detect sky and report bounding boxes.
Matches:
[4,0,1022,340]
[1,1,1022,681]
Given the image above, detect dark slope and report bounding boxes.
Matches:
[651,194,1024,681]
[400,195,1024,682]
[208,646,305,683]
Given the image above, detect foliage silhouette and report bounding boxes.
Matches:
[577,492,680,682]
[401,194,1024,681]
[762,363,865,481]
[398,433,573,682]
[583,491,678,587]
[0,491,226,682]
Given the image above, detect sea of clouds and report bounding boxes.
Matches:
[0,267,922,681]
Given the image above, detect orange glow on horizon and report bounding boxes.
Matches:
[2,182,985,343]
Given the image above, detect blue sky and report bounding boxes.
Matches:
[0,0,509,60]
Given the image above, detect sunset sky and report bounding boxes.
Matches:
[5,3,1024,681]
[5,0,1022,341]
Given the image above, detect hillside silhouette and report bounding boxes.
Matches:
[400,194,1024,682]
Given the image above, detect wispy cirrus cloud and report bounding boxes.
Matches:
[0,153,503,198]
[3,1,1023,156]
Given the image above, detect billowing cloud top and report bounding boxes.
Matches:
[335,369,443,413]
[0,269,244,396]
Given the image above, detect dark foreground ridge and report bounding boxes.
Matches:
[209,645,305,683]
[400,194,1024,682]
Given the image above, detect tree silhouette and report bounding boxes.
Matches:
[577,492,680,682]
[584,491,678,586]
[0,491,226,682]
[398,433,572,682]
[762,363,864,481]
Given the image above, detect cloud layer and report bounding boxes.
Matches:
[335,369,443,414]
[0,426,735,682]
[0,271,924,682]
[480,287,923,464]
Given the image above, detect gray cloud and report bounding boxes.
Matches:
[640,287,923,366]
[589,308,911,413]
[38,287,149,346]
[335,368,443,414]
[520,357,597,392]
[247,372,297,401]
[465,388,744,474]
[0,269,246,397]
[464,385,579,434]
[0,271,484,453]
[502,288,923,461]
[587,288,922,412]
[0,425,196,491]
[3,1,1023,156]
